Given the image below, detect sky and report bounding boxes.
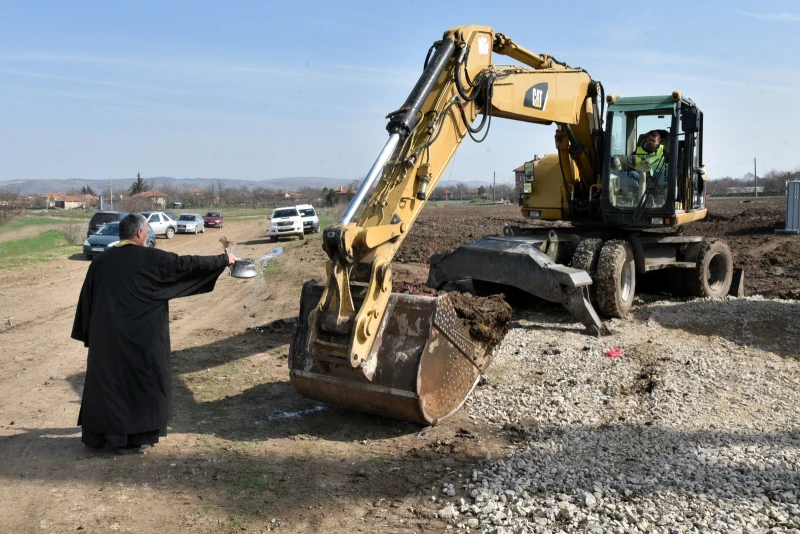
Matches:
[0,0,797,186]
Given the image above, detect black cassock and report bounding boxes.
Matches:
[71,244,228,448]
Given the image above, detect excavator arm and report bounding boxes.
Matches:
[290,25,607,424]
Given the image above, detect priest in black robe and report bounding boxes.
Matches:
[71,213,236,454]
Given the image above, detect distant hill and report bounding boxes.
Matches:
[0,176,497,195]
[0,176,353,195]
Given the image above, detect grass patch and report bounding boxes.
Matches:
[260,258,283,278]
[0,230,80,268]
[0,215,89,234]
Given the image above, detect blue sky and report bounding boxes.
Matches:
[0,0,797,185]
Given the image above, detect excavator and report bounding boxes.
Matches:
[289,25,734,425]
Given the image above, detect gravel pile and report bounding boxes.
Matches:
[438,297,800,533]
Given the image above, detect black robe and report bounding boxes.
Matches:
[71,244,228,446]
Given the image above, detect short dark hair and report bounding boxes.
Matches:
[647,130,661,139]
[119,213,147,240]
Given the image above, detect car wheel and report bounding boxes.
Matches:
[299,232,305,241]
[194,226,198,235]
[148,239,155,248]
[166,227,175,239]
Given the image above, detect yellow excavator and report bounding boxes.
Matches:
[289,25,734,425]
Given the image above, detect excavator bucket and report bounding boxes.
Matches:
[289,282,498,425]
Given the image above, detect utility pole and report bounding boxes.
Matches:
[493,171,496,202]
[754,158,758,198]
[109,174,113,209]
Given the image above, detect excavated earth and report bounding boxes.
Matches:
[396,196,799,299]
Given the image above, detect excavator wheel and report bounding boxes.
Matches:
[570,238,603,305]
[595,240,636,318]
[686,238,733,298]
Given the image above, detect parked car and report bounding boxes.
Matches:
[268,207,304,242]
[83,221,156,259]
[204,211,223,228]
[87,210,128,237]
[176,213,205,234]
[295,204,320,234]
[162,210,177,221]
[140,211,178,239]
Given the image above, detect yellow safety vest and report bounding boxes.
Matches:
[633,144,664,172]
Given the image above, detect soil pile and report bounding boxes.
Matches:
[449,292,512,347]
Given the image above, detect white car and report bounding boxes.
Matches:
[176,213,205,234]
[295,204,320,234]
[140,211,178,239]
[269,207,304,242]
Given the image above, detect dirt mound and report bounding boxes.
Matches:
[449,292,512,347]
[396,198,800,300]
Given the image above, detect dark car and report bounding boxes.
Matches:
[87,211,128,237]
[204,211,223,228]
[83,221,156,259]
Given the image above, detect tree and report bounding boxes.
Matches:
[453,182,469,201]
[81,185,96,196]
[477,185,486,197]
[325,189,340,207]
[129,173,149,196]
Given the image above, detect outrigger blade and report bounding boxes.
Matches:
[290,282,495,425]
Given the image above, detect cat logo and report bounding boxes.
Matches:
[524,82,549,111]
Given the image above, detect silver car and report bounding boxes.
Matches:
[176,213,205,234]
[140,211,178,239]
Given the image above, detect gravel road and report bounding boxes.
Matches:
[434,296,800,533]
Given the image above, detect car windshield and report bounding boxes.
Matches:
[274,209,298,218]
[96,223,120,236]
[178,215,195,221]
[299,209,316,217]
[206,212,220,217]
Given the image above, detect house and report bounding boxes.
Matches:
[36,192,63,209]
[55,195,87,210]
[133,190,168,208]
[272,190,302,200]
[514,154,541,187]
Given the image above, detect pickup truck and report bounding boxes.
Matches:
[204,211,223,228]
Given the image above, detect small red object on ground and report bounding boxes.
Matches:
[605,347,621,358]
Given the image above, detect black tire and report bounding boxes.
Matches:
[299,233,305,241]
[686,239,733,298]
[596,240,636,318]
[571,238,603,305]
[166,227,175,239]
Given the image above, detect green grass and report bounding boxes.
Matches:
[0,215,89,234]
[260,259,283,278]
[0,230,80,268]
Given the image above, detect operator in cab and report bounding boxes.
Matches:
[631,130,666,182]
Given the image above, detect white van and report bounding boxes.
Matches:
[295,204,320,234]
[268,207,304,242]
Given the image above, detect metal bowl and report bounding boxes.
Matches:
[230,258,257,279]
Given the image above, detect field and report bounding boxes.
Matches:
[0,197,797,533]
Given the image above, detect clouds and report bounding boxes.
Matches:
[733,10,800,21]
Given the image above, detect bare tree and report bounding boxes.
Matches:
[0,186,24,226]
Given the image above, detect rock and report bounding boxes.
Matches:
[437,503,459,520]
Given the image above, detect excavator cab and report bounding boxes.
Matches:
[602,92,706,229]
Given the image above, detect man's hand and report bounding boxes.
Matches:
[226,252,237,266]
